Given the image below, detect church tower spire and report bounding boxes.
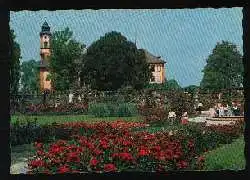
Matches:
[39,20,52,92]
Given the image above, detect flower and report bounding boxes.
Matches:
[58,165,70,173]
[138,148,150,157]
[90,157,99,166]
[30,159,45,168]
[93,149,103,156]
[34,142,43,149]
[66,152,81,163]
[104,163,117,172]
[197,156,205,162]
[177,160,188,169]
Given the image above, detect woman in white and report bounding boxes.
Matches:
[168,111,176,125]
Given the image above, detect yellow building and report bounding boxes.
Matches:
[140,49,166,84]
[39,21,52,92]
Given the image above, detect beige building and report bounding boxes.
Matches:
[140,49,166,84]
[39,21,52,92]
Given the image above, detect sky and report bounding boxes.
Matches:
[10,8,243,87]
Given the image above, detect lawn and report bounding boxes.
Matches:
[203,136,246,170]
[11,114,142,125]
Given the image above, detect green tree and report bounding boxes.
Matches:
[200,41,243,93]
[20,59,40,94]
[145,79,182,91]
[81,31,151,91]
[49,27,85,92]
[165,79,182,90]
[10,29,21,96]
[183,85,199,94]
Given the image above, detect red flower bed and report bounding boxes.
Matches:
[28,120,203,174]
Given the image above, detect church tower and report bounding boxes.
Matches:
[39,21,52,92]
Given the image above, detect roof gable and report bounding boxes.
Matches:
[140,49,166,64]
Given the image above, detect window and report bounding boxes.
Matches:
[44,42,48,48]
[150,75,155,82]
[150,65,155,72]
[157,65,161,72]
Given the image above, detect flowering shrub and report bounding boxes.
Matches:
[25,103,88,115]
[28,120,204,174]
[175,120,245,154]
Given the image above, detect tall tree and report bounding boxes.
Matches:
[183,85,199,94]
[81,31,151,91]
[200,41,243,93]
[20,59,40,94]
[10,29,21,96]
[145,79,182,91]
[49,27,85,92]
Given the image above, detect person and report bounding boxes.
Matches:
[218,103,225,117]
[196,102,203,115]
[232,101,240,116]
[209,107,217,117]
[181,112,188,125]
[168,111,176,125]
[68,91,74,104]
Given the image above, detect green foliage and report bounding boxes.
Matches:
[49,27,86,91]
[164,90,194,118]
[204,136,245,170]
[88,102,138,117]
[183,85,199,94]
[81,31,151,91]
[20,59,40,94]
[200,41,243,93]
[145,79,182,91]
[11,114,141,126]
[10,29,21,96]
[10,117,73,146]
[116,103,138,117]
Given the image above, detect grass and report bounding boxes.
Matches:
[11,114,142,125]
[203,136,246,170]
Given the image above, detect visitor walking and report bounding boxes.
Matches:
[196,102,203,115]
[181,112,188,125]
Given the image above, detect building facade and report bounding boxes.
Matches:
[39,21,52,92]
[140,49,166,84]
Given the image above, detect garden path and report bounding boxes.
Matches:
[10,144,33,174]
[188,116,236,125]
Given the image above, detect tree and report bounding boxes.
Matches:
[183,85,199,94]
[145,79,182,91]
[10,29,21,96]
[165,79,182,91]
[81,31,151,91]
[49,27,85,92]
[200,41,243,93]
[20,59,40,94]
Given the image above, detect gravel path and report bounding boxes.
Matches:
[10,144,33,174]
[188,116,236,126]
[10,160,28,174]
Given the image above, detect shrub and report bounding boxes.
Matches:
[27,120,203,174]
[137,89,168,124]
[10,119,74,146]
[10,118,42,146]
[116,103,138,117]
[88,103,113,117]
[88,102,138,117]
[24,103,88,115]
